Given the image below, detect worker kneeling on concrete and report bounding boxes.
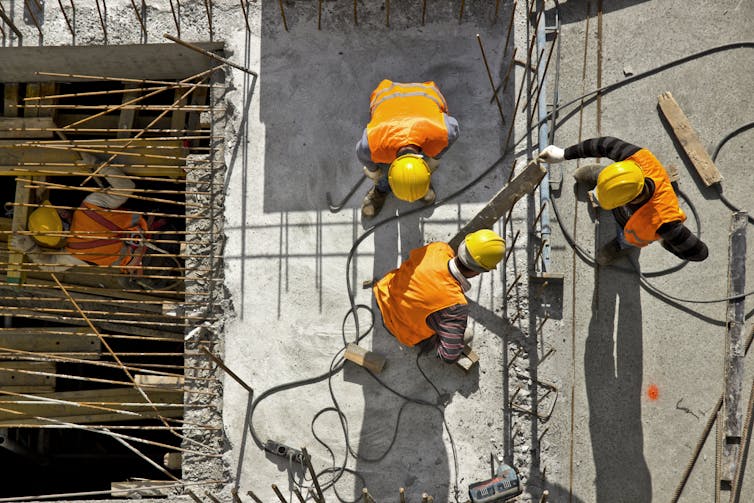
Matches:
[539,136,709,265]
[373,229,505,363]
[11,166,172,289]
[356,79,459,219]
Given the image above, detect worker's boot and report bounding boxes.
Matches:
[361,186,388,219]
[420,183,436,205]
[595,237,632,266]
[573,164,604,190]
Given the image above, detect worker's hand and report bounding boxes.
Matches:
[10,234,36,253]
[538,145,565,163]
[363,166,383,181]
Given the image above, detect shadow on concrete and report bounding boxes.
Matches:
[545,0,652,25]
[584,222,652,501]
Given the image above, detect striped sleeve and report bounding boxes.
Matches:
[657,221,709,261]
[426,304,468,363]
[564,137,641,162]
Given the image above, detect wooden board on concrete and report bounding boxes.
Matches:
[344,343,386,374]
[448,161,546,251]
[3,83,19,117]
[456,345,479,373]
[722,211,748,481]
[657,91,723,186]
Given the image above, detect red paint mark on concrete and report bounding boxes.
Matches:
[647,384,659,401]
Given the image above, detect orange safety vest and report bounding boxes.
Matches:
[66,202,149,271]
[373,242,467,347]
[622,149,686,247]
[366,80,450,164]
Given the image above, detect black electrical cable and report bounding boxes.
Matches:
[247,41,754,502]
[711,121,754,225]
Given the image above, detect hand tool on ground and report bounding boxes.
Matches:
[468,462,522,502]
[326,174,367,213]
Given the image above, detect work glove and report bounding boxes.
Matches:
[11,234,36,253]
[538,145,565,163]
[363,165,383,181]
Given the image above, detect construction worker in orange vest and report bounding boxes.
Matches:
[539,136,709,265]
[356,80,460,219]
[373,229,505,363]
[11,166,151,277]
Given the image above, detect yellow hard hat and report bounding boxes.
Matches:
[594,160,645,210]
[458,229,506,272]
[388,154,431,202]
[28,200,63,248]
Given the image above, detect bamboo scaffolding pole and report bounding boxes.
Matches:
[0,303,208,322]
[22,103,212,112]
[0,327,187,343]
[0,307,197,327]
[22,85,181,102]
[0,389,143,417]
[18,135,212,143]
[0,365,215,395]
[0,257,213,276]
[0,294,204,307]
[18,179,211,197]
[110,427,182,481]
[16,179,199,207]
[0,167,218,186]
[16,279,211,298]
[9,202,211,220]
[36,71,219,88]
[8,127,212,134]
[163,34,258,77]
[82,71,214,185]
[0,345,214,381]
[0,407,221,459]
[0,423,220,430]
[11,143,192,162]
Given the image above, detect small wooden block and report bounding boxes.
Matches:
[456,345,479,372]
[344,343,386,374]
[134,374,184,388]
[665,163,680,183]
[163,452,182,470]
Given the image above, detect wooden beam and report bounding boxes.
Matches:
[0,387,182,425]
[0,361,55,390]
[24,84,40,118]
[117,84,140,139]
[0,327,100,359]
[38,83,57,118]
[343,343,386,374]
[448,160,546,251]
[170,88,189,133]
[657,91,722,186]
[6,178,31,285]
[3,83,20,117]
[0,118,56,139]
[722,211,747,481]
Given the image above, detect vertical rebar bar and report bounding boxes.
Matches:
[477,34,505,125]
[532,201,548,228]
[238,0,251,32]
[94,0,106,42]
[203,0,213,39]
[318,0,322,30]
[0,2,23,41]
[129,0,146,40]
[272,485,288,503]
[399,488,406,503]
[458,0,465,22]
[494,0,501,21]
[302,447,325,502]
[353,0,358,25]
[24,0,43,37]
[504,230,520,264]
[169,0,181,37]
[278,0,288,31]
[385,0,389,27]
[57,0,75,37]
[247,490,264,503]
[421,0,427,25]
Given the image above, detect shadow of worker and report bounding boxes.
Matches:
[585,255,652,502]
[349,208,451,501]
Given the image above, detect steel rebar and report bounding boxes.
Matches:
[57,0,75,37]
[477,34,505,125]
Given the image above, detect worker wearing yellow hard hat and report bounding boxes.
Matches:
[373,229,505,363]
[356,80,460,219]
[539,136,708,265]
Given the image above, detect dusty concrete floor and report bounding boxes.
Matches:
[3,0,754,501]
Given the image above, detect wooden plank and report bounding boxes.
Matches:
[170,88,189,134]
[24,84,40,118]
[163,452,182,470]
[344,343,386,374]
[0,327,100,358]
[4,83,19,117]
[0,387,182,425]
[456,345,479,373]
[0,361,55,389]
[112,480,174,498]
[38,83,57,118]
[117,84,140,139]
[448,160,546,251]
[6,179,31,285]
[134,374,184,388]
[0,117,56,139]
[0,217,10,242]
[657,91,722,186]
[722,211,747,481]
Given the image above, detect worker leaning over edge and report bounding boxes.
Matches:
[539,136,709,265]
[373,229,505,363]
[11,166,148,273]
[356,79,460,219]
